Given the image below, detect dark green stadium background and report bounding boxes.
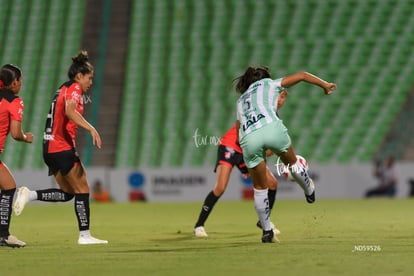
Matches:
[1,0,413,169]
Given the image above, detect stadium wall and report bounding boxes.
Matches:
[13,163,413,202]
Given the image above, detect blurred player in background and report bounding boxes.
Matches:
[0,64,33,248]
[365,155,397,197]
[194,91,289,239]
[92,179,112,202]
[235,66,336,242]
[13,51,108,245]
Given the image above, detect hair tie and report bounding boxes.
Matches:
[0,80,4,88]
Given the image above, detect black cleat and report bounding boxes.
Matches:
[305,191,315,203]
[261,230,277,243]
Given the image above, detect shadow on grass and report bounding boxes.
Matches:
[111,232,261,253]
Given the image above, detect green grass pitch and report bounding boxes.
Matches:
[2,198,413,275]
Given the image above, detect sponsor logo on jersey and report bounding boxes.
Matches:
[242,113,265,131]
[71,91,81,103]
[43,133,55,140]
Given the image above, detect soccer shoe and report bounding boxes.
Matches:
[305,179,316,204]
[256,220,281,235]
[78,236,108,245]
[0,235,26,248]
[305,191,315,203]
[261,230,279,243]
[194,226,208,237]
[13,186,31,216]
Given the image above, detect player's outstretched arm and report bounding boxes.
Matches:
[281,71,337,95]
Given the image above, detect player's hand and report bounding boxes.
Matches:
[24,132,33,143]
[90,128,102,149]
[323,83,337,95]
[241,173,250,179]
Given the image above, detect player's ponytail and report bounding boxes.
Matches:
[234,65,271,94]
[67,50,94,80]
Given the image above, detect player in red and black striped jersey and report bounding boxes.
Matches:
[13,51,107,245]
[0,64,33,248]
[193,124,280,238]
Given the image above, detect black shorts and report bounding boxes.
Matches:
[214,145,248,174]
[43,149,81,176]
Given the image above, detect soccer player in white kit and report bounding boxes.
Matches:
[235,66,336,243]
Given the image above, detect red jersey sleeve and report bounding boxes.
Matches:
[44,81,84,153]
[10,98,24,122]
[65,83,83,107]
[219,124,243,153]
[62,83,84,147]
[0,93,24,153]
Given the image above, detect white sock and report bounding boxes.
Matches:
[29,191,37,201]
[254,188,271,231]
[290,160,314,195]
[79,230,91,238]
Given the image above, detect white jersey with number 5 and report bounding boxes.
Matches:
[237,78,285,139]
